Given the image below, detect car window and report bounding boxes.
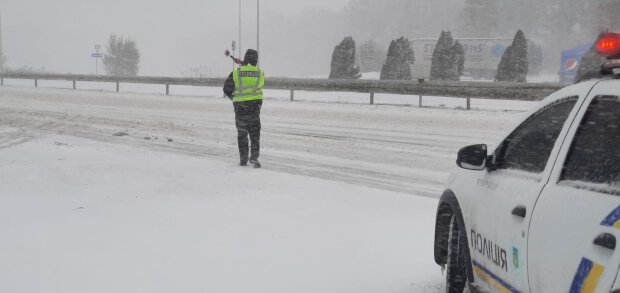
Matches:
[495,96,578,173]
[560,95,620,195]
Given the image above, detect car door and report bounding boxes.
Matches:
[528,80,620,293]
[454,83,593,292]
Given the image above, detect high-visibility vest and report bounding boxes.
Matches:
[232,65,264,102]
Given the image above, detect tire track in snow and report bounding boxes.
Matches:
[0,87,521,198]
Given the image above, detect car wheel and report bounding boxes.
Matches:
[446,215,468,293]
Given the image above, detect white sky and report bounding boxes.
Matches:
[0,0,351,76]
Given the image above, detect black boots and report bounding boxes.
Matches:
[239,159,261,168]
[250,159,261,168]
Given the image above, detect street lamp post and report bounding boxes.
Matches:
[257,0,260,66]
[237,0,261,66]
[239,0,242,59]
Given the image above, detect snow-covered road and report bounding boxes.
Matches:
[0,85,529,197]
[0,85,533,292]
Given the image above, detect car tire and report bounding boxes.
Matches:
[446,215,468,293]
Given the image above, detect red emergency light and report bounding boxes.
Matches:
[596,33,620,58]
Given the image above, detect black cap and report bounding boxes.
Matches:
[243,49,258,66]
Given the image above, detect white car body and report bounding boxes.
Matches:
[437,78,620,293]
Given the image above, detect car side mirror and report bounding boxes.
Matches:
[457,144,488,171]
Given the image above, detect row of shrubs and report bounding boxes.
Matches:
[329,30,529,82]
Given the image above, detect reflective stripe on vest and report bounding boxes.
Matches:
[232,65,264,102]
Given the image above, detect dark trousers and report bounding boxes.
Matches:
[233,100,262,162]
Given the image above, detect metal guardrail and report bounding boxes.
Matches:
[0,72,564,109]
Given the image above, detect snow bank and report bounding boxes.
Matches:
[0,85,531,198]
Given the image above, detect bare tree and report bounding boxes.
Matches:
[102,35,140,76]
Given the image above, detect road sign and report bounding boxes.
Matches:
[95,45,101,53]
[91,53,103,58]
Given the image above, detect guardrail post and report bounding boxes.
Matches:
[290,90,294,102]
[72,80,76,90]
[370,92,374,105]
[466,98,471,110]
[35,79,38,88]
[166,84,170,96]
[116,82,120,93]
[419,95,423,107]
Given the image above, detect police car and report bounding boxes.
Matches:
[434,33,620,293]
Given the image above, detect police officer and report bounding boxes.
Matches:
[223,49,265,168]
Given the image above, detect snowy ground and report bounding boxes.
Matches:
[0,82,535,292]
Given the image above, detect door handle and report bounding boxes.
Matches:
[512,206,527,218]
[593,233,616,250]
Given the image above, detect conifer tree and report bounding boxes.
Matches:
[380,37,415,80]
[430,31,451,80]
[495,30,528,82]
[329,37,361,79]
[430,31,465,81]
[574,34,606,83]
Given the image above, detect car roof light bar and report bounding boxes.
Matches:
[595,33,620,76]
[596,33,620,58]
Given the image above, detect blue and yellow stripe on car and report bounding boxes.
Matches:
[601,205,620,228]
[569,258,604,293]
[472,260,521,293]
